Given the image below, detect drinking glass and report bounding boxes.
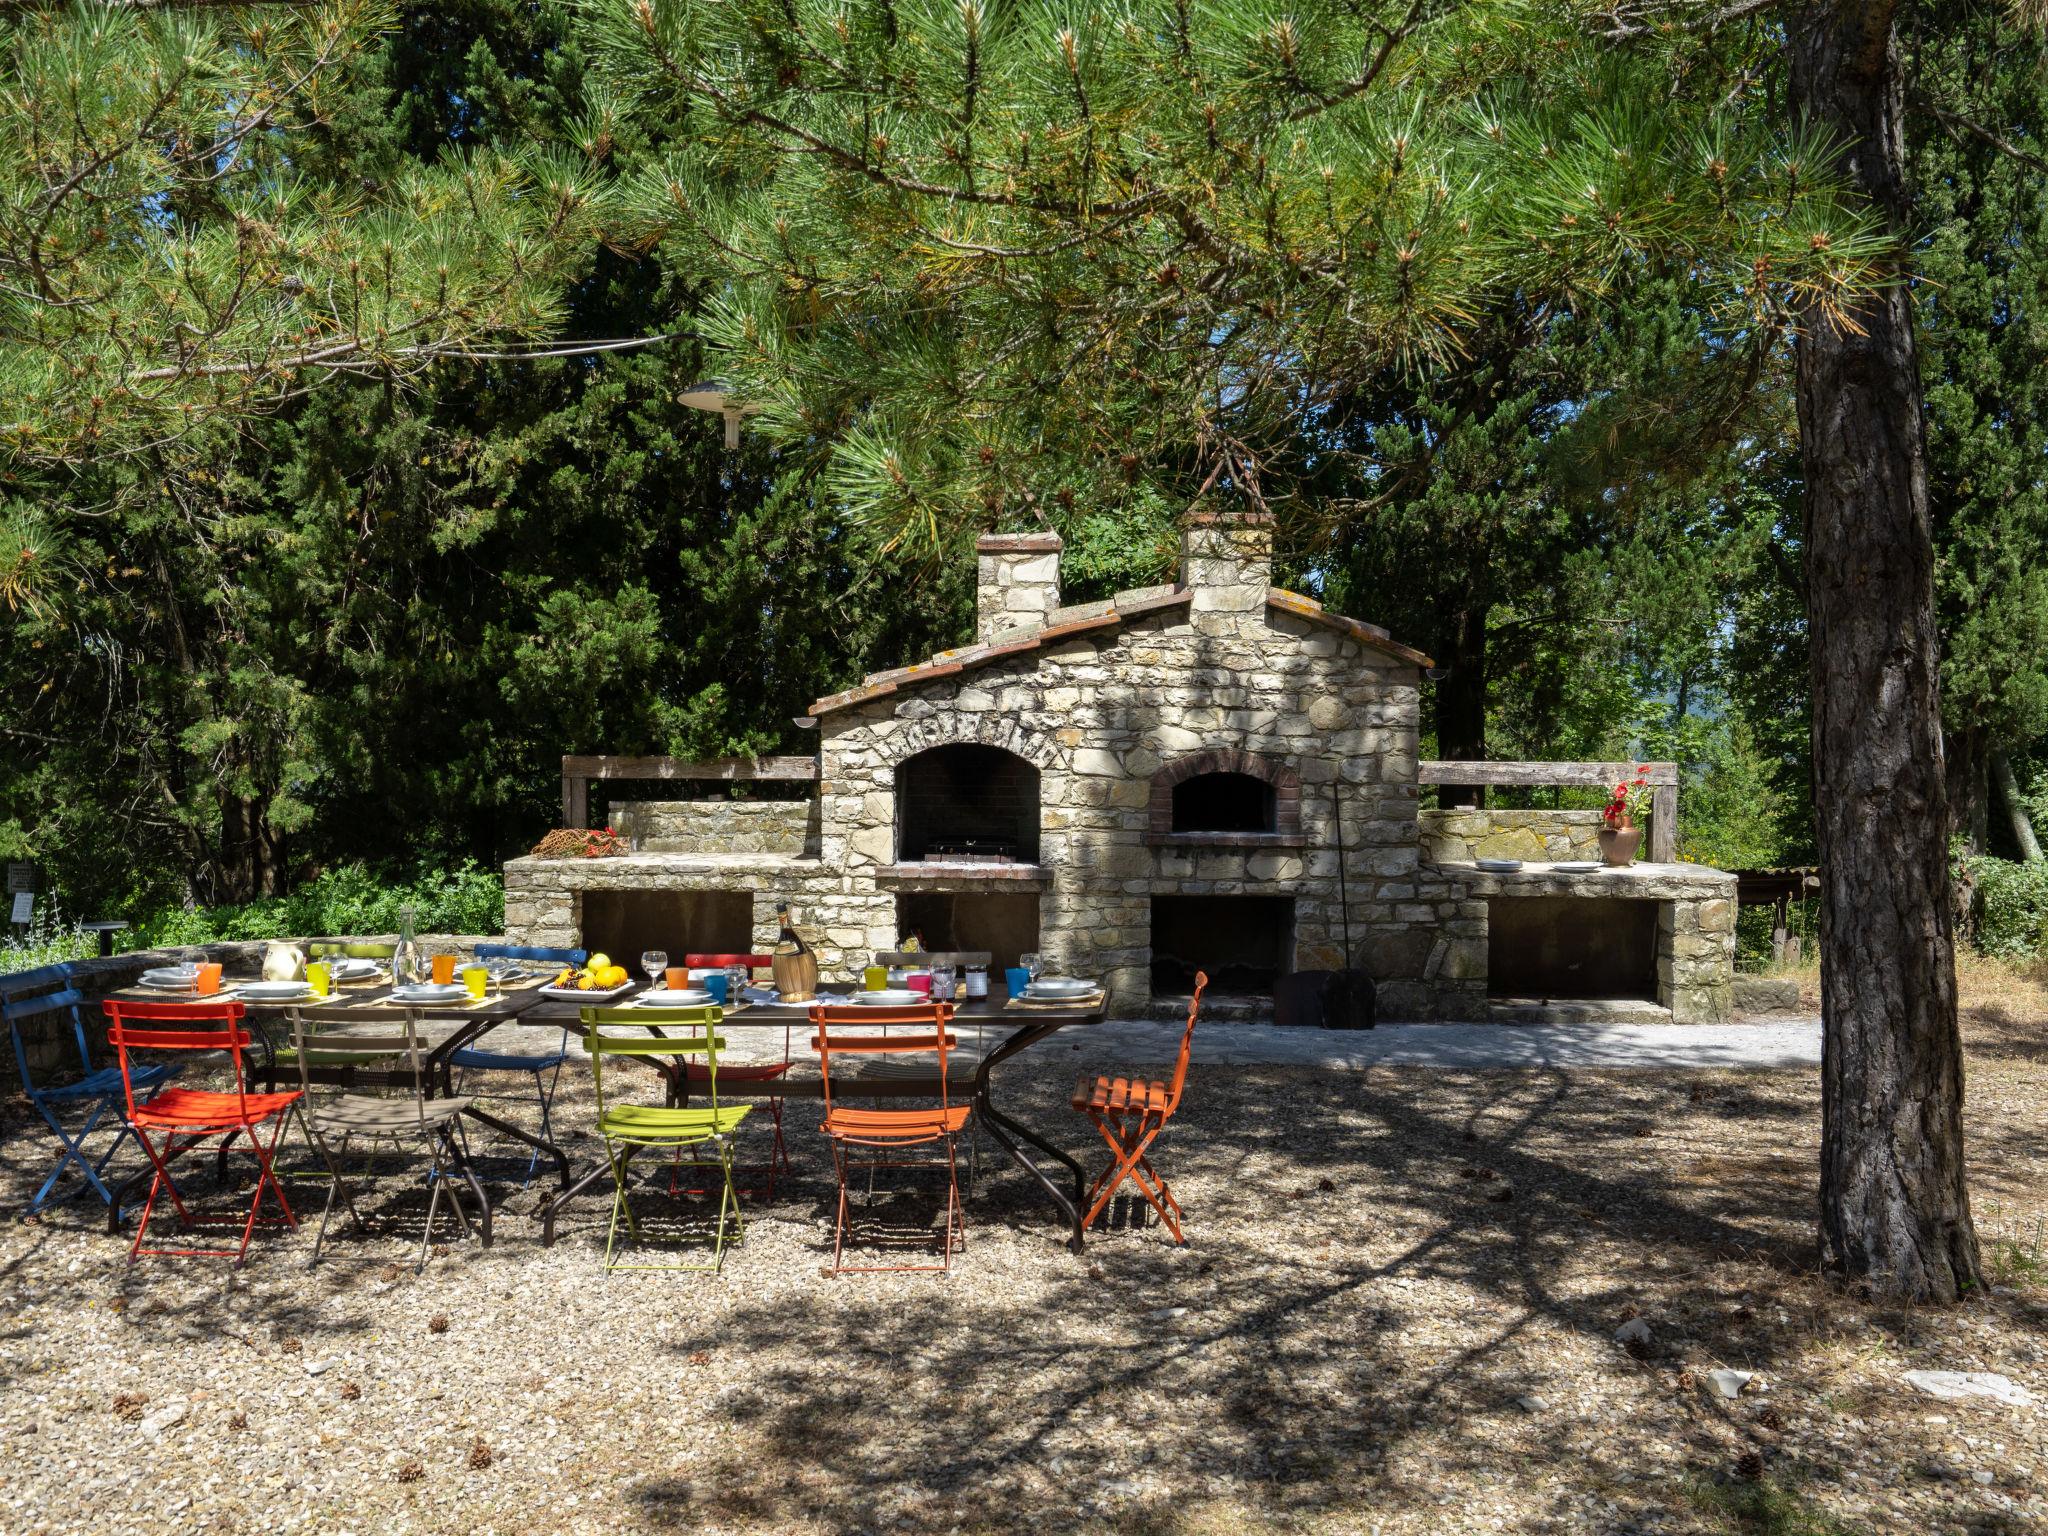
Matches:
[195,962,223,996]
[1021,951,1043,983]
[863,965,887,992]
[461,964,489,1002]
[306,961,331,998]
[642,950,669,991]
[726,963,748,1000]
[431,953,456,986]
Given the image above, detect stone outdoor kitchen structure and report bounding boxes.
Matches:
[505,512,1736,1022]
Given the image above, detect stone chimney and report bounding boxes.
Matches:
[1180,506,1273,613]
[976,531,1063,639]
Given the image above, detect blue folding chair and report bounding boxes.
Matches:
[5,962,176,1216]
[447,944,586,1186]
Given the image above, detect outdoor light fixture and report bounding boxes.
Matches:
[678,379,762,448]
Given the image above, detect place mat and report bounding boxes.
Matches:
[348,991,508,1011]
[1004,989,1106,1012]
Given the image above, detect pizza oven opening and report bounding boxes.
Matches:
[896,744,1041,864]
[1172,771,1276,833]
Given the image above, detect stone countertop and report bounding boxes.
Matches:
[503,852,826,875]
[1429,860,1737,897]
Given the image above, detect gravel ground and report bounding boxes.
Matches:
[2,984,2044,1536]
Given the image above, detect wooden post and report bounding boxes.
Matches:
[1649,783,1678,864]
[562,767,589,830]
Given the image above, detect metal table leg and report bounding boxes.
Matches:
[973,1020,1090,1252]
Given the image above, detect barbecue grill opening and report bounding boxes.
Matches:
[1172,771,1276,834]
[896,744,1041,864]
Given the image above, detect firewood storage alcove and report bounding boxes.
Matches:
[1486,896,1658,1002]
[580,890,753,966]
[1151,894,1296,999]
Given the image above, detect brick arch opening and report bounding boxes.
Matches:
[1147,750,1302,844]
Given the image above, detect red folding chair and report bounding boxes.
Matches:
[103,999,304,1265]
[1071,972,1205,1244]
[809,1001,969,1274]
[677,953,791,1198]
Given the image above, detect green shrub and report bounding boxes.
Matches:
[1966,854,2048,958]
[0,903,98,975]
[130,860,504,948]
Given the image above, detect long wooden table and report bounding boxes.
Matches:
[525,984,1109,1253]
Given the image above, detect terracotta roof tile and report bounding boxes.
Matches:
[808,582,1423,715]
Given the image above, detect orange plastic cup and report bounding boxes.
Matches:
[665,967,689,991]
[431,953,456,986]
[195,962,223,995]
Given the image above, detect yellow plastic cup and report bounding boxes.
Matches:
[863,965,887,992]
[306,961,331,998]
[461,965,489,1001]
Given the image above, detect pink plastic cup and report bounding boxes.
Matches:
[906,972,932,997]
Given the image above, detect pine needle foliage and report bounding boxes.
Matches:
[575,0,1892,554]
[0,1,608,471]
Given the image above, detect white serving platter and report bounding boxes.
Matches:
[538,982,634,1003]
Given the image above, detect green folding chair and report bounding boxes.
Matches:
[583,1005,752,1273]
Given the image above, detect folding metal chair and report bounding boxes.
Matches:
[5,963,174,1217]
[288,1007,491,1273]
[103,999,304,1265]
[810,1001,970,1275]
[1071,971,1206,1244]
[679,951,791,1198]
[447,943,586,1186]
[584,1004,751,1273]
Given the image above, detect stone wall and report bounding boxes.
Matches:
[6,934,494,1076]
[611,798,817,857]
[813,515,1457,1016]
[1419,808,1606,863]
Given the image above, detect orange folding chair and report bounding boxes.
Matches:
[809,1001,970,1274]
[680,953,791,1197]
[102,999,305,1265]
[1071,971,1205,1245]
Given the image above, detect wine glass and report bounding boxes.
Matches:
[1021,950,1043,984]
[641,949,668,992]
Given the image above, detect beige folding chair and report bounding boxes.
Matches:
[286,1007,491,1272]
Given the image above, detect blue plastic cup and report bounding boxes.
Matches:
[703,973,730,1004]
[1004,966,1030,998]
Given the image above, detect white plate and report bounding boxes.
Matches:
[241,981,316,1001]
[138,978,197,994]
[635,989,713,1007]
[1476,858,1524,873]
[851,989,925,1006]
[390,983,471,1005]
[1552,861,1603,874]
[1025,977,1097,998]
[141,967,199,984]
[316,958,382,981]
[538,983,634,1002]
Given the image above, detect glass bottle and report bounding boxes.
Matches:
[391,904,419,986]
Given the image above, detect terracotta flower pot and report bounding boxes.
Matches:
[1599,823,1642,867]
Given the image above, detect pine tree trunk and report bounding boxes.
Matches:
[1788,2,1980,1301]
[1991,751,2044,861]
[1434,591,1489,809]
[1943,725,1988,855]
